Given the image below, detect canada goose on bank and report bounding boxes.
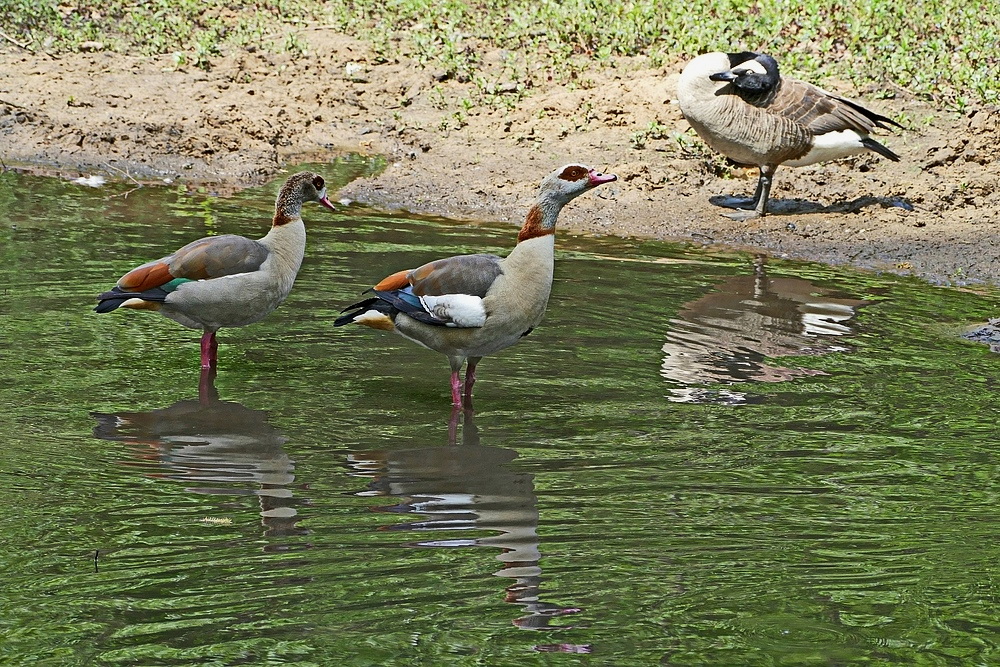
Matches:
[677,51,903,220]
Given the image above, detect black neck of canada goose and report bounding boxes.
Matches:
[726,51,761,68]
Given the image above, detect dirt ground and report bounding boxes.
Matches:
[2,32,998,289]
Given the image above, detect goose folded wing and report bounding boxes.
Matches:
[373,253,504,328]
[118,235,271,291]
[774,79,898,136]
[407,253,504,297]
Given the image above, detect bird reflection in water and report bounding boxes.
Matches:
[662,256,867,404]
[347,409,588,649]
[91,368,307,547]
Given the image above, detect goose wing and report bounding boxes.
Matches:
[117,235,271,291]
[96,235,270,311]
[339,253,504,328]
[774,78,902,136]
[378,253,504,297]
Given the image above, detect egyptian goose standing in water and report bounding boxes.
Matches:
[95,171,336,368]
[676,51,902,220]
[335,163,617,407]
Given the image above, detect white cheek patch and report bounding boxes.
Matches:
[419,294,487,328]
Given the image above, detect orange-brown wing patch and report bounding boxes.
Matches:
[118,261,174,291]
[374,269,412,291]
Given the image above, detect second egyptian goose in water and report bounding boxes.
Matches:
[335,163,617,407]
[677,51,903,220]
[95,171,336,368]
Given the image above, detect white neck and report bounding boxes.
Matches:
[505,233,555,273]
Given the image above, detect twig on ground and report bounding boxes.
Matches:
[0,29,59,59]
[104,161,143,187]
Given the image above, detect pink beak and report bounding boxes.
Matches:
[588,169,618,187]
[318,195,337,211]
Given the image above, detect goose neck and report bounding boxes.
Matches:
[517,201,563,243]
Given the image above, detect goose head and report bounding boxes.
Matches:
[679,51,779,101]
[708,52,780,100]
[516,163,617,242]
[538,163,618,207]
[274,171,337,224]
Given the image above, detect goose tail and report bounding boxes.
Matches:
[861,137,901,162]
[95,286,169,313]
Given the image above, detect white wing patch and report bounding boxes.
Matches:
[419,294,487,327]
[787,129,866,167]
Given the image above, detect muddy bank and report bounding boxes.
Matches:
[2,32,998,287]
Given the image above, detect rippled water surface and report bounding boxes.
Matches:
[1,163,999,665]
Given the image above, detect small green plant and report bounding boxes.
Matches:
[429,86,449,111]
[283,31,307,58]
[630,120,670,150]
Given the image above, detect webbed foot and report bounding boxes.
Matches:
[714,195,759,211]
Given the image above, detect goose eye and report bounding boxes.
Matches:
[312,175,325,190]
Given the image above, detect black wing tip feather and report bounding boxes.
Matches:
[334,296,381,326]
[860,136,901,162]
[94,286,126,313]
[94,285,169,313]
[870,112,905,132]
[334,289,451,328]
[839,96,905,131]
[332,312,358,326]
[94,299,126,313]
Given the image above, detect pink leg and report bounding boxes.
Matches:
[463,357,481,408]
[450,371,462,408]
[200,331,218,369]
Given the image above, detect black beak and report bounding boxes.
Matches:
[709,70,738,82]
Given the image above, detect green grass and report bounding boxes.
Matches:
[2,0,997,109]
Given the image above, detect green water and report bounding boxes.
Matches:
[1,161,998,665]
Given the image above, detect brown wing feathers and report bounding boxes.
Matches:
[371,255,503,298]
[170,235,270,280]
[408,255,503,297]
[116,236,272,292]
[775,79,901,136]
